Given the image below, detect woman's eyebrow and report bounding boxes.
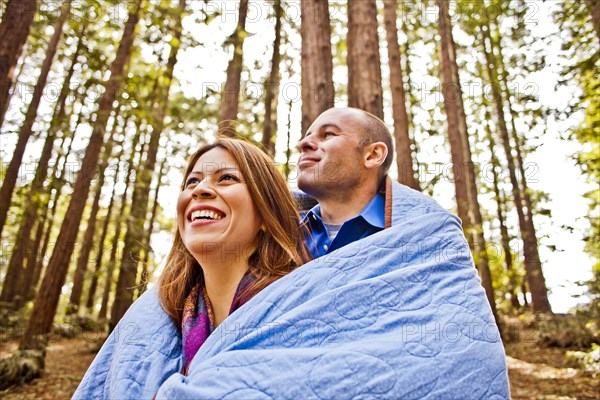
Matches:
[188,167,239,176]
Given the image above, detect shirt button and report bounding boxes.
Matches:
[312,214,317,220]
[323,245,328,251]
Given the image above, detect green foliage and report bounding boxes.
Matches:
[566,344,600,376]
[536,313,599,348]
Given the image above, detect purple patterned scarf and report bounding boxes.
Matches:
[181,270,255,374]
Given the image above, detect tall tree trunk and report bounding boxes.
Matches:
[33,105,84,300]
[383,0,420,190]
[19,0,142,350]
[261,0,282,156]
[399,22,421,176]
[347,0,383,118]
[300,0,334,134]
[1,32,83,307]
[484,107,519,310]
[284,99,293,180]
[85,141,126,311]
[0,0,37,127]
[218,0,248,137]
[98,130,141,320]
[0,0,70,238]
[479,23,552,313]
[137,155,167,297]
[110,0,185,328]
[437,0,499,325]
[585,0,600,42]
[66,113,120,315]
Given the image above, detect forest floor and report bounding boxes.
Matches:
[0,327,599,399]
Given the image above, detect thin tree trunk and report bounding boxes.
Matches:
[347,0,383,118]
[66,111,120,315]
[1,32,83,307]
[484,107,519,310]
[110,0,186,328]
[438,0,499,325]
[33,105,84,299]
[383,0,420,190]
[399,22,421,176]
[585,0,600,43]
[284,99,293,180]
[261,0,282,156]
[218,0,248,137]
[300,0,334,134]
[85,140,126,312]
[19,0,142,350]
[0,0,70,238]
[0,0,38,127]
[479,23,551,313]
[98,119,144,320]
[137,155,167,296]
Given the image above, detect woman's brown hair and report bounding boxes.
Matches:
[158,138,312,328]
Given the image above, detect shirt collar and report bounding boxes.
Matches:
[300,194,384,229]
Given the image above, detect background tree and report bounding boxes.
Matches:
[0,0,38,126]
[347,0,383,118]
[218,0,249,136]
[19,0,143,350]
[300,0,335,134]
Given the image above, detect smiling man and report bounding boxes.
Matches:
[297,107,393,258]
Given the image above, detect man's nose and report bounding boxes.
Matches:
[298,135,317,152]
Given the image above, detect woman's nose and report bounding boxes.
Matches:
[191,179,216,199]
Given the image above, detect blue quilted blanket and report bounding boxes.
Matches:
[74,182,509,399]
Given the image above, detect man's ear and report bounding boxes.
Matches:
[363,142,388,170]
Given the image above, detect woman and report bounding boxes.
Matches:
[158,138,311,374]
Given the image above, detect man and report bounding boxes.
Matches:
[297,107,394,258]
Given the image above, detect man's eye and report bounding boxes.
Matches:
[324,131,334,137]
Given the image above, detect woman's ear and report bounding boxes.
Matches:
[363,142,388,170]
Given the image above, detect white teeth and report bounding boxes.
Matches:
[190,209,223,221]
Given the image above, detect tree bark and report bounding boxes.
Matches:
[347,0,383,118]
[300,0,334,134]
[19,0,142,350]
[85,141,125,311]
[484,107,520,310]
[0,0,38,127]
[261,0,282,156]
[438,0,499,325]
[1,32,83,308]
[218,0,248,137]
[0,0,70,238]
[110,0,185,328]
[137,155,167,297]
[66,113,119,315]
[383,0,420,190]
[480,23,552,313]
[585,0,600,43]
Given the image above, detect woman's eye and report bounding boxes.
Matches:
[219,174,240,183]
[185,177,199,187]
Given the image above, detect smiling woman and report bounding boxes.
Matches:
[158,138,311,374]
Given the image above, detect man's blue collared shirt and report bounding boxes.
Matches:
[301,194,385,259]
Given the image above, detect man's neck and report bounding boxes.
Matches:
[318,188,378,225]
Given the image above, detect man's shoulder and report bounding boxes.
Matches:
[389,181,454,224]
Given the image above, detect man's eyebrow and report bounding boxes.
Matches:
[303,123,341,138]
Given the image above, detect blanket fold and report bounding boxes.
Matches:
[74,182,509,399]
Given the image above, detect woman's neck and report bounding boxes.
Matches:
[201,256,249,327]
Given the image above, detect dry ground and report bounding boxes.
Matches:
[0,331,598,399]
